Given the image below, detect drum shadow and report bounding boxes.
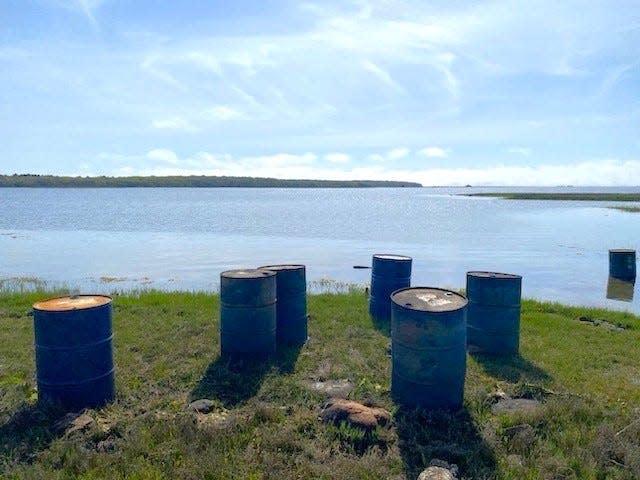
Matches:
[0,403,68,464]
[190,344,303,408]
[471,352,552,384]
[395,406,496,479]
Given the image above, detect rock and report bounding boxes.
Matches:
[429,459,459,477]
[487,386,509,402]
[304,379,354,398]
[504,423,534,439]
[491,398,542,414]
[55,412,94,436]
[418,464,459,480]
[188,399,215,413]
[320,399,390,430]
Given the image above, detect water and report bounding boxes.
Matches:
[1,187,638,313]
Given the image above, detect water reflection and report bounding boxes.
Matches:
[606,276,635,302]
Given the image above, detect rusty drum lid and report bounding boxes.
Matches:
[33,295,112,312]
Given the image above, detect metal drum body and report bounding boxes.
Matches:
[466,271,522,355]
[609,249,636,280]
[258,264,307,346]
[391,287,467,409]
[33,295,115,409]
[220,269,276,356]
[369,254,412,320]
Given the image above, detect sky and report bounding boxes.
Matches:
[1,0,639,186]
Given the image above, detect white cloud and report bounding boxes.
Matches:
[97,151,640,187]
[387,147,410,160]
[324,152,351,163]
[362,60,404,92]
[419,147,448,158]
[508,147,532,156]
[152,117,197,131]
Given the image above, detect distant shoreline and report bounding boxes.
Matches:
[463,192,640,201]
[0,174,421,188]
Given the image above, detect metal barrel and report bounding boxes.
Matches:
[606,276,635,302]
[391,287,467,409]
[609,249,636,280]
[369,254,412,321]
[220,269,277,356]
[466,271,522,355]
[258,264,307,346]
[32,295,115,409]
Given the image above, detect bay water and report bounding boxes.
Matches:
[1,187,638,313]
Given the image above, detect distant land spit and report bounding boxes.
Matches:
[0,174,422,188]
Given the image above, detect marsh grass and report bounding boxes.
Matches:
[1,291,640,479]
[464,193,640,202]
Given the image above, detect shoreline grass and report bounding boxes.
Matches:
[608,206,640,213]
[2,291,640,479]
[463,192,640,202]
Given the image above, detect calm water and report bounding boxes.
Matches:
[1,187,639,312]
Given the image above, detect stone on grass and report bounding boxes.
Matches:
[418,460,460,480]
[304,379,354,398]
[55,412,94,436]
[320,398,390,430]
[188,399,215,413]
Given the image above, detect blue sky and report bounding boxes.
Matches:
[1,0,639,185]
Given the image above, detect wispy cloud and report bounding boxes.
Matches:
[362,60,404,92]
[91,150,640,187]
[324,152,351,163]
[152,117,197,132]
[419,147,448,158]
[508,147,532,156]
[203,106,244,121]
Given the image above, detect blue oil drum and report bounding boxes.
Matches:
[32,295,115,409]
[220,269,276,356]
[391,287,467,409]
[609,249,636,280]
[258,264,307,346]
[369,254,412,321]
[466,271,522,355]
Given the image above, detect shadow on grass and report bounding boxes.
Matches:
[395,407,496,479]
[191,345,302,408]
[472,353,552,384]
[0,403,67,464]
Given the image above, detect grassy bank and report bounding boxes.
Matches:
[464,192,640,202]
[2,290,640,479]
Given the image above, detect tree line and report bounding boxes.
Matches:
[0,174,422,188]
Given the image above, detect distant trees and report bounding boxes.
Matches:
[0,174,422,188]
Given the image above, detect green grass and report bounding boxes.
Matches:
[464,192,640,202]
[2,291,640,479]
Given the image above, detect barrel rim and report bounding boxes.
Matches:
[221,268,276,279]
[33,295,112,312]
[466,271,522,280]
[257,264,306,271]
[609,248,636,254]
[373,253,412,261]
[391,286,468,313]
